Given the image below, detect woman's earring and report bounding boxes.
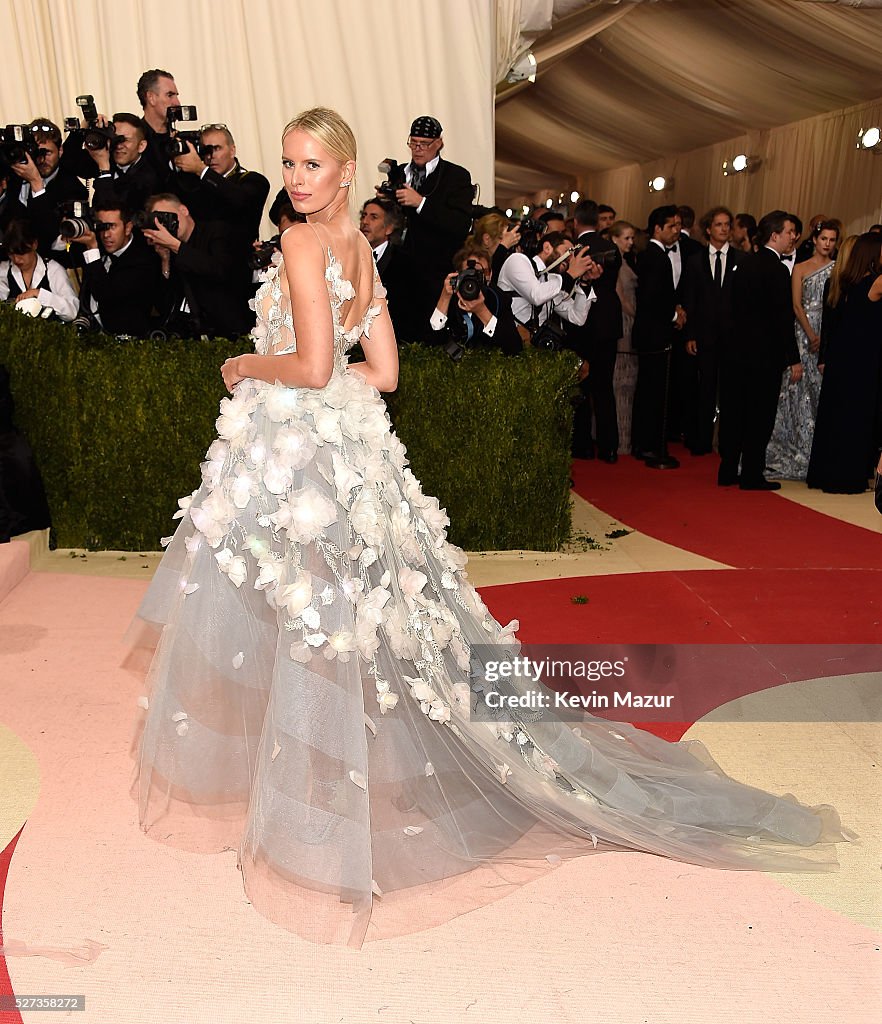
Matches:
[341,181,351,188]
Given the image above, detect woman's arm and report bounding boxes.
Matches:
[348,302,398,392]
[222,225,334,392]
[792,264,817,348]
[868,272,882,302]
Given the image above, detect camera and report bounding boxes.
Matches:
[517,216,546,257]
[250,237,281,270]
[377,157,406,198]
[72,95,117,151]
[132,209,180,236]
[450,261,484,302]
[0,125,41,166]
[530,317,567,352]
[164,105,206,159]
[58,199,94,240]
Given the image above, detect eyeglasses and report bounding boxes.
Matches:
[200,123,229,134]
[407,138,437,151]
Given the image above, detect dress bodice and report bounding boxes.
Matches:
[801,261,833,314]
[249,247,385,373]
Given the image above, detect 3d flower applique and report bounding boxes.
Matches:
[232,652,245,669]
[324,630,356,662]
[271,740,282,761]
[545,854,562,866]
[348,769,367,791]
[264,386,301,423]
[189,490,236,548]
[304,632,329,649]
[364,713,378,737]
[181,582,200,595]
[497,763,512,784]
[498,620,520,644]
[273,422,317,469]
[289,641,313,664]
[172,490,197,520]
[172,711,189,736]
[331,452,363,506]
[424,762,434,776]
[320,585,335,606]
[160,535,173,547]
[137,696,149,710]
[183,534,202,554]
[340,576,365,603]
[215,396,254,445]
[313,406,344,446]
[403,826,423,836]
[327,260,356,302]
[276,570,314,618]
[230,467,259,510]
[398,566,428,602]
[349,487,384,548]
[301,605,321,630]
[215,548,248,588]
[375,678,400,714]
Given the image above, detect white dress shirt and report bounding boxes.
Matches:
[430,304,497,338]
[405,154,438,215]
[0,255,79,321]
[776,247,796,276]
[708,240,730,282]
[372,240,389,264]
[651,237,682,289]
[497,252,595,327]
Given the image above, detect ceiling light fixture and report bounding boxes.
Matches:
[507,51,537,85]
[648,175,671,193]
[857,126,882,151]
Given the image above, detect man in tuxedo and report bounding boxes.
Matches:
[722,210,802,490]
[8,119,88,261]
[429,247,522,356]
[359,197,408,337]
[567,199,623,461]
[68,199,160,337]
[386,116,473,342]
[142,193,253,339]
[597,205,616,236]
[631,205,686,460]
[681,206,742,456]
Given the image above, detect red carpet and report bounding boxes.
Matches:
[571,446,882,570]
[0,830,24,1024]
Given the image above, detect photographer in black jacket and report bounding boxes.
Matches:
[142,192,252,339]
[87,113,159,215]
[429,247,522,357]
[68,198,160,337]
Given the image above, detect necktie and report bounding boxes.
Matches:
[464,313,474,341]
[665,244,678,255]
[713,249,722,287]
[103,255,113,272]
[373,250,378,263]
[411,165,425,191]
[780,253,793,262]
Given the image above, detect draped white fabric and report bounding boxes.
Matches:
[0,0,495,231]
[495,0,882,227]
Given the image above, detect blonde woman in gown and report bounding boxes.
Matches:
[766,222,838,479]
[132,109,851,948]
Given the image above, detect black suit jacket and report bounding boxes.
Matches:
[681,245,744,350]
[374,242,410,336]
[632,241,679,353]
[678,232,704,263]
[78,234,161,337]
[436,287,522,356]
[731,246,799,369]
[173,161,270,247]
[16,170,88,260]
[571,229,622,348]
[92,157,160,215]
[157,220,253,338]
[401,157,473,284]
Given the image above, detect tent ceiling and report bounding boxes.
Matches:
[495,0,882,202]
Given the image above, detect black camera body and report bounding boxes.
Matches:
[250,237,281,270]
[530,317,567,352]
[451,262,484,302]
[518,217,546,257]
[74,95,117,151]
[0,125,41,166]
[376,157,406,198]
[165,105,207,159]
[58,199,94,240]
[132,209,180,237]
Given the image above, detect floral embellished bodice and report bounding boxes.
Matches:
[249,248,385,373]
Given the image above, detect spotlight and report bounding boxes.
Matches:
[505,208,513,218]
[546,198,553,208]
[722,153,751,176]
[857,126,882,151]
[507,51,537,84]
[570,191,580,203]
[648,175,671,193]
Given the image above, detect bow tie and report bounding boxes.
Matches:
[780,253,794,262]
[665,244,678,255]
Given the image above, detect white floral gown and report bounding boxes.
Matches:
[133,236,849,948]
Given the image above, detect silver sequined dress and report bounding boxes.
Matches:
[766,262,832,479]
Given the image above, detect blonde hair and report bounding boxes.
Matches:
[282,107,357,204]
[472,212,509,246]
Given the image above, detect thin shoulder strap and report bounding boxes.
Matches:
[305,222,330,269]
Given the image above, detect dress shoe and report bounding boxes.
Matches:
[739,478,781,491]
[598,451,618,464]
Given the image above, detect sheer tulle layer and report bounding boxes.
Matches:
[131,362,852,948]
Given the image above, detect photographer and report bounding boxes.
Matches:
[0,218,78,321]
[0,163,13,236]
[68,199,159,337]
[429,247,522,356]
[142,193,252,339]
[359,196,407,335]
[382,115,473,341]
[497,227,599,343]
[136,69,181,185]
[7,119,87,261]
[171,123,269,265]
[86,113,159,214]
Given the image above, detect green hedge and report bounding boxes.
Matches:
[0,307,575,551]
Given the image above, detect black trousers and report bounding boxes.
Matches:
[574,335,619,455]
[684,342,721,452]
[717,357,782,482]
[631,349,669,454]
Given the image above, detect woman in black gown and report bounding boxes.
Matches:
[807,232,882,494]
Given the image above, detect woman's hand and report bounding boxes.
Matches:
[808,331,821,353]
[221,356,247,393]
